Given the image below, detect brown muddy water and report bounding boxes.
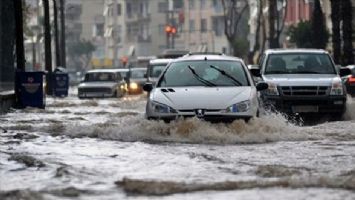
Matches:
[1,89,355,199]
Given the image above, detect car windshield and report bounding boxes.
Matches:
[149,64,167,78]
[130,69,146,78]
[265,53,336,74]
[84,72,117,82]
[158,60,249,87]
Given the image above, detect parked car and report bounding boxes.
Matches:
[127,67,147,94]
[143,53,268,122]
[146,58,173,85]
[249,49,351,118]
[342,65,355,96]
[78,69,127,98]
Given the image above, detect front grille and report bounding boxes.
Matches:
[178,109,221,112]
[79,87,111,94]
[281,86,328,96]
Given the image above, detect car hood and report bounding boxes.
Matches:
[129,78,146,85]
[151,87,252,110]
[263,74,340,86]
[78,82,117,88]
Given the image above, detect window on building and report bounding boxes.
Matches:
[94,23,104,37]
[117,4,121,16]
[158,24,165,35]
[189,19,195,32]
[200,0,206,9]
[126,3,132,18]
[189,0,195,10]
[212,17,224,36]
[201,18,207,32]
[158,2,167,13]
[173,0,183,9]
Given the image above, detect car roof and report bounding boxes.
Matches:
[149,58,174,64]
[86,68,129,73]
[130,67,146,71]
[264,48,329,54]
[172,53,244,63]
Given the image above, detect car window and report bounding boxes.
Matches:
[130,69,146,78]
[149,64,167,78]
[158,60,249,87]
[84,72,117,82]
[264,53,336,74]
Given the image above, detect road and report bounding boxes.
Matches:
[1,89,355,199]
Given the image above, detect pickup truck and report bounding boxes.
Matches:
[249,49,351,118]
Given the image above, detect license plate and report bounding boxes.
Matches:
[292,105,318,113]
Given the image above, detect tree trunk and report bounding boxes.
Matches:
[0,0,15,83]
[43,0,53,94]
[268,0,279,48]
[330,0,341,64]
[341,0,354,65]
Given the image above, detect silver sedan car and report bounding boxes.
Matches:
[143,53,268,122]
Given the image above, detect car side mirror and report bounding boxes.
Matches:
[248,65,261,77]
[339,67,351,77]
[256,82,268,91]
[143,82,153,92]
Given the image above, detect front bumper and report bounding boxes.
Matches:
[78,92,114,98]
[147,113,253,123]
[262,95,346,114]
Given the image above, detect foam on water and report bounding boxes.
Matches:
[49,112,317,144]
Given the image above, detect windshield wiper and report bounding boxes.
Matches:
[187,65,216,87]
[209,65,242,86]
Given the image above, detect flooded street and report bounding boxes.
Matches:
[1,88,355,199]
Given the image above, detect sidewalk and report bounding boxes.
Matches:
[0,82,15,113]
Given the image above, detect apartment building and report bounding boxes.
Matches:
[183,0,229,54]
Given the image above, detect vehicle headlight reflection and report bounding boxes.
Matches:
[223,100,250,113]
[151,101,177,113]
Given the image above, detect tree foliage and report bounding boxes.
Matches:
[288,21,312,48]
[311,0,329,49]
[221,0,248,56]
[67,39,96,71]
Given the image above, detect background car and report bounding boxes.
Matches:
[143,53,268,122]
[249,49,350,118]
[78,69,126,98]
[146,58,173,85]
[343,65,355,96]
[126,68,147,94]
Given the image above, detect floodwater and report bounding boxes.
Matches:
[1,88,355,199]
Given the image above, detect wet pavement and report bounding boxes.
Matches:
[0,88,355,199]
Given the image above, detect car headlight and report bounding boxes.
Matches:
[151,101,177,113]
[223,100,250,113]
[330,79,344,95]
[265,82,279,95]
[129,82,139,90]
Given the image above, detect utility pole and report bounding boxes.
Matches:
[14,0,25,71]
[60,0,66,68]
[53,0,61,67]
[43,0,53,94]
[14,0,25,107]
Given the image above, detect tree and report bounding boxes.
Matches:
[341,0,354,65]
[311,0,329,49]
[221,0,249,56]
[288,21,312,48]
[268,0,288,49]
[67,39,96,71]
[330,0,341,63]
